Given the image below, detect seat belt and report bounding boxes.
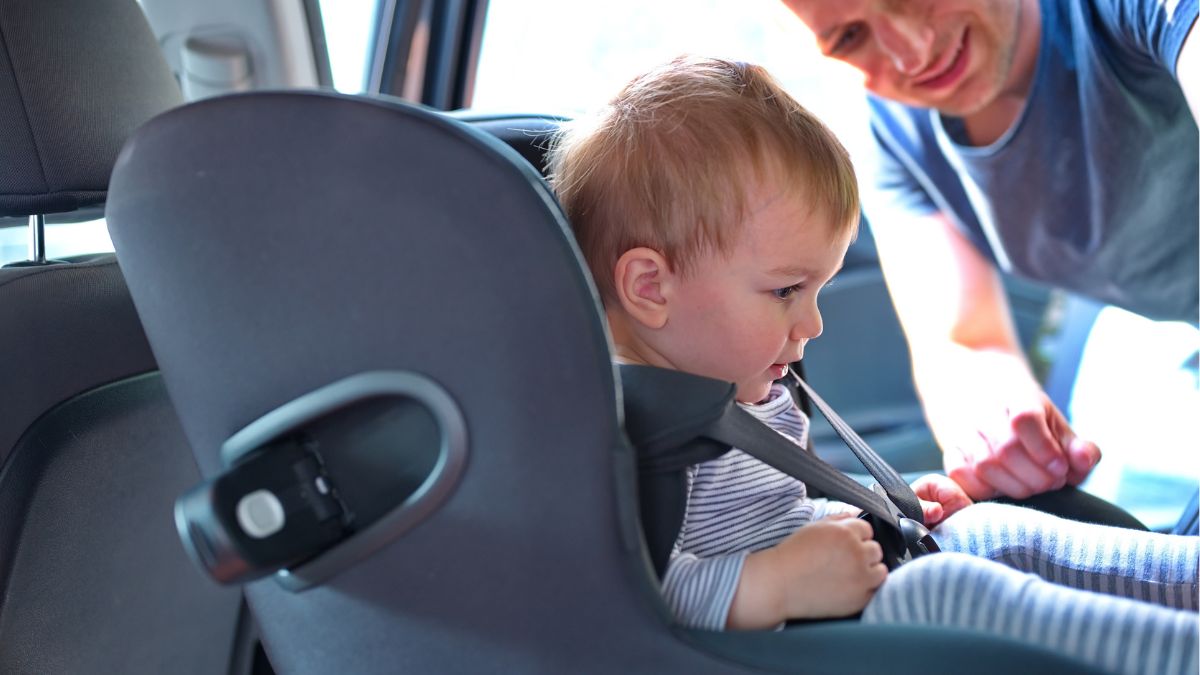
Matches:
[621,364,937,572]
[786,370,924,523]
[698,384,937,571]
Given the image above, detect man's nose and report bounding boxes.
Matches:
[874,16,934,75]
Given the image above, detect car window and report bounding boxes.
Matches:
[318,0,378,93]
[472,0,872,160]
[0,214,113,265]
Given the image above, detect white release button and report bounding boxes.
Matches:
[236,489,286,539]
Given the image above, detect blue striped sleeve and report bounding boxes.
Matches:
[660,551,747,630]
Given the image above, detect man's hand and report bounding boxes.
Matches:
[911,473,973,527]
[726,515,886,629]
[869,210,1102,502]
[927,357,1102,500]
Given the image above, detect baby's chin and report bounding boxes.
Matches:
[734,380,774,405]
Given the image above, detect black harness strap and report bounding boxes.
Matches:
[788,371,924,522]
[620,365,935,577]
[702,405,897,524]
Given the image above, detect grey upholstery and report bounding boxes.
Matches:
[0,0,180,216]
[0,375,237,674]
[107,90,1103,674]
[0,254,154,463]
[0,0,242,671]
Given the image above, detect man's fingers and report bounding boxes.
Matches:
[947,462,998,500]
[1049,408,1101,485]
[1011,410,1069,478]
[975,458,1040,499]
[1065,437,1101,485]
[991,438,1065,493]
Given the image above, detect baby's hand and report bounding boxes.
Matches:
[911,474,974,527]
[729,514,886,628]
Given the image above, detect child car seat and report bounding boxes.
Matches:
[106,90,1106,674]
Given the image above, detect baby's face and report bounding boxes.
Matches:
[656,183,852,403]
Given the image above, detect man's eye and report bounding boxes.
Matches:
[831,22,866,55]
[773,284,802,300]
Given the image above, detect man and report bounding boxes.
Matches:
[781,0,1198,513]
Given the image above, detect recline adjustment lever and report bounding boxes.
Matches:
[175,437,352,584]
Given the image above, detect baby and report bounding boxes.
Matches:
[547,55,1199,675]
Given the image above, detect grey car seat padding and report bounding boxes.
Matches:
[0,0,181,215]
[0,374,241,674]
[0,0,246,672]
[0,254,156,464]
[106,90,1105,674]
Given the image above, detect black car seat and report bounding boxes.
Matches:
[448,111,563,175]
[0,0,243,672]
[105,90,1105,674]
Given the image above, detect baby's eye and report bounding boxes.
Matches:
[773,284,803,300]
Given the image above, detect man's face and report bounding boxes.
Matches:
[783,0,1032,117]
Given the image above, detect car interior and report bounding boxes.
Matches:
[0,0,1191,673]
[0,1,248,672]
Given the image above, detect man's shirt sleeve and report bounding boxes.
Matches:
[1106,0,1198,76]
[860,107,940,228]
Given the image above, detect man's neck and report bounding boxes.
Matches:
[960,0,1043,145]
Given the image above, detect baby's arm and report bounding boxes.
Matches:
[726,515,887,629]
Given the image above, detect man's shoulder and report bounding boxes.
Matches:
[866,95,925,126]
[864,95,947,168]
[1058,0,1199,75]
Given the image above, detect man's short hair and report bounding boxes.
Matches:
[548,55,860,302]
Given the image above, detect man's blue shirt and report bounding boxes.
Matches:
[866,0,1198,323]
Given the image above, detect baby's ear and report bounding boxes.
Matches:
[613,247,672,329]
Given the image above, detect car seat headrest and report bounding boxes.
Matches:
[0,0,182,217]
[448,112,563,177]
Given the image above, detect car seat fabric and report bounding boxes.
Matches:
[0,0,243,671]
[0,0,180,459]
[0,254,155,464]
[0,0,181,216]
[0,374,238,674]
[106,90,1106,674]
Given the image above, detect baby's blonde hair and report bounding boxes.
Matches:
[548,55,859,302]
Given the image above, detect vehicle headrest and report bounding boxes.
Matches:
[0,0,182,217]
